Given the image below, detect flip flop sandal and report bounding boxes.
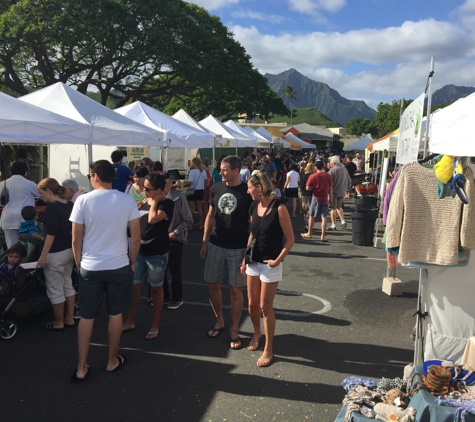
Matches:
[44,321,63,332]
[301,233,312,239]
[257,354,275,367]
[71,366,91,383]
[145,331,159,341]
[108,355,127,373]
[230,337,242,350]
[206,326,225,338]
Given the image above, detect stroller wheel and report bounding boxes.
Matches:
[0,320,17,340]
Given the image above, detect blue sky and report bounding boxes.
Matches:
[191,0,475,109]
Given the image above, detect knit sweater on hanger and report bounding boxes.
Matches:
[386,162,475,266]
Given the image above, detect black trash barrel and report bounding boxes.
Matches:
[351,207,379,246]
[354,195,378,208]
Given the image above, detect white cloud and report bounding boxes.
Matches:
[230,20,475,107]
[288,0,346,15]
[457,0,475,28]
[191,0,240,11]
[230,9,286,24]
[232,20,472,71]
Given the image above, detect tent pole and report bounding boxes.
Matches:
[39,145,44,180]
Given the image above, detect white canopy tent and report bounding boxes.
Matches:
[115,102,214,149]
[255,126,290,149]
[200,115,255,148]
[347,135,373,151]
[0,92,89,144]
[224,120,269,147]
[430,92,475,156]
[172,109,212,135]
[20,83,161,146]
[372,130,399,152]
[285,132,316,149]
[242,126,270,142]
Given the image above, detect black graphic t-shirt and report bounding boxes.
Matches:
[209,182,253,249]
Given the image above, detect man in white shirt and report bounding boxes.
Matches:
[70,160,141,382]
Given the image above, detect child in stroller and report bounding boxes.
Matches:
[0,243,26,294]
[0,235,49,340]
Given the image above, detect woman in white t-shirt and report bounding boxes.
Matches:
[283,164,300,217]
[183,157,208,230]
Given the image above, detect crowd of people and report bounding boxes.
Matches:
[0,146,366,380]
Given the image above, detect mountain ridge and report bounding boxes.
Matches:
[264,68,376,126]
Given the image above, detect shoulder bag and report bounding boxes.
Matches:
[186,171,204,197]
[244,199,276,265]
[0,179,9,206]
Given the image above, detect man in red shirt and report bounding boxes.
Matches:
[301,160,333,241]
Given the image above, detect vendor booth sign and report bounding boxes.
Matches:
[214,135,231,148]
[127,147,150,161]
[396,93,425,165]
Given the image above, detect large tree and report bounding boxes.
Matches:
[0,0,286,118]
[375,99,413,137]
[346,117,378,138]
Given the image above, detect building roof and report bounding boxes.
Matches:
[284,127,301,136]
[282,123,336,142]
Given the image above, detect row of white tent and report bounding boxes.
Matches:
[0,82,314,151]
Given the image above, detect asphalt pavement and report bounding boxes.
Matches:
[0,200,419,422]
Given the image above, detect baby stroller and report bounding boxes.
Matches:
[0,235,48,340]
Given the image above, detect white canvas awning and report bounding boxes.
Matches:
[430,93,475,157]
[285,132,316,149]
[115,102,214,148]
[0,92,90,144]
[224,120,269,147]
[20,83,162,146]
[200,115,256,148]
[255,126,290,148]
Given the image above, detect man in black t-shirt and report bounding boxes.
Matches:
[201,155,253,350]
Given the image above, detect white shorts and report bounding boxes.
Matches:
[245,261,282,283]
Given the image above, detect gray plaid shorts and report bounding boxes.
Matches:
[204,242,246,287]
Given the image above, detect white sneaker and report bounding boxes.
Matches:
[167,300,183,310]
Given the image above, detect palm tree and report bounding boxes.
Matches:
[282,85,297,125]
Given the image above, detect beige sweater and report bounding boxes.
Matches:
[386,162,475,266]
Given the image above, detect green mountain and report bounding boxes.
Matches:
[264,68,376,126]
[269,107,338,127]
[431,84,475,106]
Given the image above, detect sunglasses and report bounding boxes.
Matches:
[143,186,158,192]
[87,173,95,180]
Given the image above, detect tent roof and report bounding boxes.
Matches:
[20,83,161,146]
[115,102,214,148]
[172,109,211,134]
[265,127,300,150]
[254,127,290,148]
[0,92,90,144]
[368,129,399,152]
[282,123,335,140]
[241,126,269,142]
[284,127,301,136]
[225,120,269,147]
[346,135,374,151]
[430,93,475,156]
[200,115,257,148]
[285,132,316,149]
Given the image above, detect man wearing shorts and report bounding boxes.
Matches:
[328,155,351,230]
[70,160,141,381]
[302,160,333,241]
[200,155,253,350]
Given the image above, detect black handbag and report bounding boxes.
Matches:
[244,199,276,265]
[0,180,9,206]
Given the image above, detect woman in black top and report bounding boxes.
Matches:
[240,173,294,367]
[37,178,75,331]
[123,174,174,340]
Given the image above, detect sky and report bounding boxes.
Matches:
[191,0,475,110]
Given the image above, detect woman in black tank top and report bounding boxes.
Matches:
[240,173,295,367]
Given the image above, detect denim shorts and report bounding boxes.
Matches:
[133,252,169,287]
[309,197,329,218]
[79,265,134,319]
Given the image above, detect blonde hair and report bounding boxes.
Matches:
[248,172,274,197]
[38,178,66,196]
[304,162,315,175]
[192,157,204,172]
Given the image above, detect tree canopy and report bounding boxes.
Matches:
[0,0,287,119]
[345,99,413,139]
